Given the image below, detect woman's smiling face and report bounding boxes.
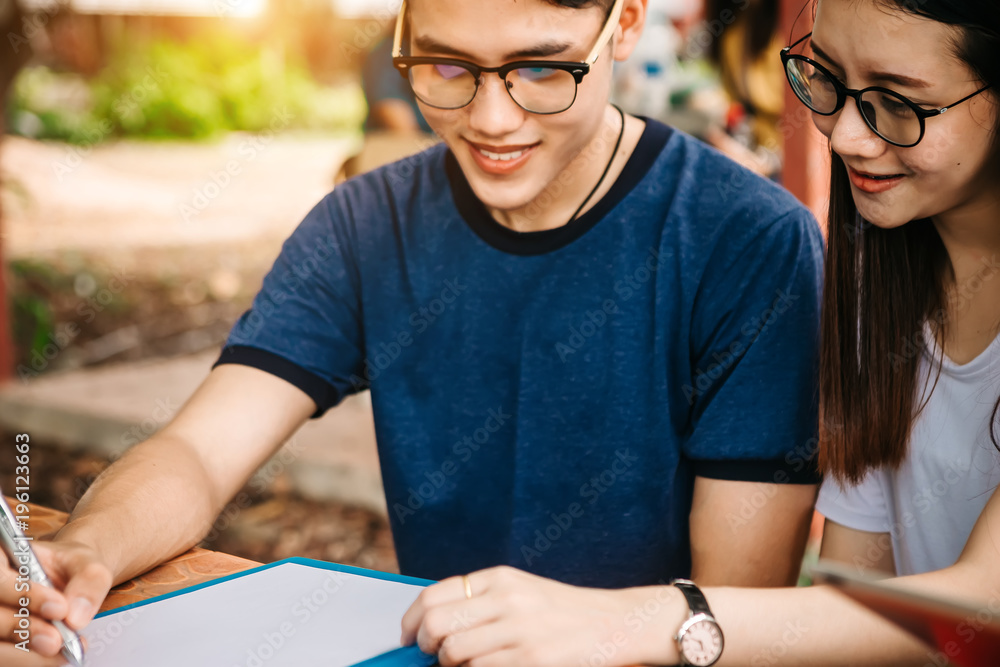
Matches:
[810,0,998,229]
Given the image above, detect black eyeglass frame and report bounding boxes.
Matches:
[389,0,625,115]
[780,32,992,148]
[390,57,590,115]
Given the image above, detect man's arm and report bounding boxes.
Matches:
[0,363,317,664]
[56,363,316,585]
[690,477,817,586]
[0,365,316,667]
[681,200,825,587]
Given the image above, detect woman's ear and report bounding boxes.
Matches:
[613,0,648,62]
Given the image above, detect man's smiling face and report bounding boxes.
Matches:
[404,0,625,216]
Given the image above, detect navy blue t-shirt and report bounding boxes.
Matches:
[218,119,824,588]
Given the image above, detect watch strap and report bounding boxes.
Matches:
[671,579,713,617]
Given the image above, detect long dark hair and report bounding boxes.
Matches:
[819,0,1000,483]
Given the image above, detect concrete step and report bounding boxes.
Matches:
[0,350,386,514]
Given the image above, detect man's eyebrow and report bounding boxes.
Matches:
[412,34,574,60]
[811,41,933,89]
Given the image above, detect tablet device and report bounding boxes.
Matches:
[810,560,1000,667]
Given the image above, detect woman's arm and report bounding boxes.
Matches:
[819,520,895,576]
[703,582,929,666]
[401,491,998,666]
[700,497,997,666]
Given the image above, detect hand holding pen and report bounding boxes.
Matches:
[0,488,112,666]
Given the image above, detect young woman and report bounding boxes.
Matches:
[400,0,1000,664]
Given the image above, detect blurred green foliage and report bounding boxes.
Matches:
[8,258,135,377]
[9,259,71,366]
[9,66,94,143]
[10,33,366,142]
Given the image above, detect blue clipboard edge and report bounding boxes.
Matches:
[94,556,436,620]
[350,645,439,667]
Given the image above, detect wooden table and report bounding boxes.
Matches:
[21,501,259,613]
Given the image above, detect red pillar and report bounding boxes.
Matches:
[780,0,831,232]
[0,0,29,385]
[0,208,12,383]
[0,75,19,385]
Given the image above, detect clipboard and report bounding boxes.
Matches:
[810,560,1000,667]
[82,557,440,667]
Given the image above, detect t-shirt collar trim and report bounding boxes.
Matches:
[445,117,673,256]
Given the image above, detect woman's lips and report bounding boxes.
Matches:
[848,166,906,194]
[467,140,539,175]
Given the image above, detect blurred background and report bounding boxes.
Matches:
[0,0,827,576]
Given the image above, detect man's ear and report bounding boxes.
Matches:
[613,0,648,62]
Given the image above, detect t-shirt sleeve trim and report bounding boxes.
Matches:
[692,458,820,484]
[213,345,341,418]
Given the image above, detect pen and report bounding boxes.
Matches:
[0,488,86,667]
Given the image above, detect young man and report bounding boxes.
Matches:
[0,0,823,664]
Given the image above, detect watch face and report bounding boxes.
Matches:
[679,619,723,666]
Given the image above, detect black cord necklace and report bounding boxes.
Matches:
[566,104,627,224]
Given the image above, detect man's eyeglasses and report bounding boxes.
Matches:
[391,0,625,115]
[781,32,992,148]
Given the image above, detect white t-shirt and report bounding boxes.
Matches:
[816,324,1000,576]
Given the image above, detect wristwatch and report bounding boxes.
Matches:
[671,579,724,666]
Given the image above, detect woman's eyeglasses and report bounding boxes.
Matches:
[781,33,991,148]
[390,0,625,115]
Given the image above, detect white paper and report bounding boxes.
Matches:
[81,562,425,667]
